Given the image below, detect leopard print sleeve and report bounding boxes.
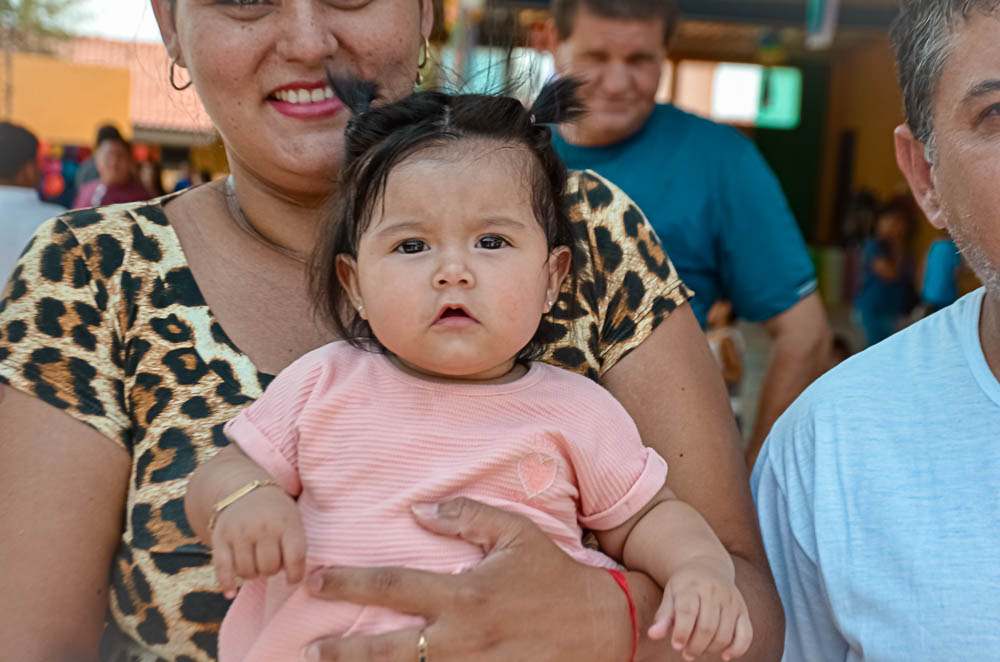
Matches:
[0,210,131,449]
[540,170,693,380]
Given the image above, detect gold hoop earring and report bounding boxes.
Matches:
[418,36,430,69]
[170,59,193,91]
[415,36,430,86]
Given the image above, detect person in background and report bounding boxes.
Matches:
[753,1,1000,658]
[916,236,963,316]
[138,161,167,198]
[547,0,832,469]
[74,124,125,190]
[193,168,213,186]
[73,130,150,208]
[830,334,853,366]
[705,300,745,432]
[853,196,916,346]
[173,160,194,191]
[0,123,65,280]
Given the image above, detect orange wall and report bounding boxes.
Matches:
[1,52,131,145]
[817,37,907,241]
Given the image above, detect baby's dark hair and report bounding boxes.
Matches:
[311,77,585,361]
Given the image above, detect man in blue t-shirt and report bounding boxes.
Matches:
[547,0,831,466]
[753,2,1000,658]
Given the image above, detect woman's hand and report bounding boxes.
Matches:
[302,498,635,662]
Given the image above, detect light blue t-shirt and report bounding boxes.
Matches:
[752,288,1000,661]
[553,105,817,327]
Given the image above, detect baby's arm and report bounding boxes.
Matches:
[596,487,752,661]
[185,444,307,598]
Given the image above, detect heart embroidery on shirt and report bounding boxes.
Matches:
[518,452,557,498]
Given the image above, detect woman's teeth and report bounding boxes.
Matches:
[274,86,335,104]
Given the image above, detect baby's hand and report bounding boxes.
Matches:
[210,485,307,599]
[647,557,752,661]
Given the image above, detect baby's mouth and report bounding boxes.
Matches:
[436,305,477,323]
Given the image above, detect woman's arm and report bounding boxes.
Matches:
[601,305,784,662]
[0,386,130,661]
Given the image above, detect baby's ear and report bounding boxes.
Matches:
[546,246,573,301]
[336,255,366,320]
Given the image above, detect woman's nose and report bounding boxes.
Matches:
[275,0,339,66]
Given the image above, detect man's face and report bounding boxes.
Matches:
[554,7,666,146]
[920,11,1000,293]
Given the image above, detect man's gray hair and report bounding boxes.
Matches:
[890,0,1000,157]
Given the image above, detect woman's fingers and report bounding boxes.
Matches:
[309,499,636,662]
[309,498,546,613]
[308,564,457,615]
[306,626,426,662]
[411,497,543,553]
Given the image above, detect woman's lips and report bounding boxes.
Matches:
[268,95,346,120]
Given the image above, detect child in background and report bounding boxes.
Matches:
[185,79,752,662]
[705,301,745,431]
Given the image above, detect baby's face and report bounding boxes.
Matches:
[340,141,569,382]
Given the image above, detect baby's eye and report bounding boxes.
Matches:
[477,236,508,250]
[396,240,428,254]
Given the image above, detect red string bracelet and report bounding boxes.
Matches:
[606,569,638,662]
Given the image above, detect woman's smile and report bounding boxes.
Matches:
[267,80,345,119]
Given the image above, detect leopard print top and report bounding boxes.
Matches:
[0,170,691,662]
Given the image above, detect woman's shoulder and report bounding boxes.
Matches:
[15,195,187,290]
[540,170,691,381]
[51,196,175,240]
[563,168,671,273]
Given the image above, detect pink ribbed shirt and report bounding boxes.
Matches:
[218,341,667,661]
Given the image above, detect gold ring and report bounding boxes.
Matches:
[417,631,428,662]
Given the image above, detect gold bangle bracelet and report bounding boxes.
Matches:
[207,478,280,535]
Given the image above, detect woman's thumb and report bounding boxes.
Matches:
[410,498,528,553]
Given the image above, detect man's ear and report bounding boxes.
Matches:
[336,255,367,320]
[894,124,945,229]
[540,18,560,55]
[151,0,183,63]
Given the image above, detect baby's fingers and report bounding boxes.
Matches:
[647,586,675,640]
[721,612,753,661]
[212,543,239,600]
[683,602,720,660]
[670,592,700,658]
[282,523,308,585]
[232,538,259,582]
[705,600,738,656]
[255,536,283,577]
